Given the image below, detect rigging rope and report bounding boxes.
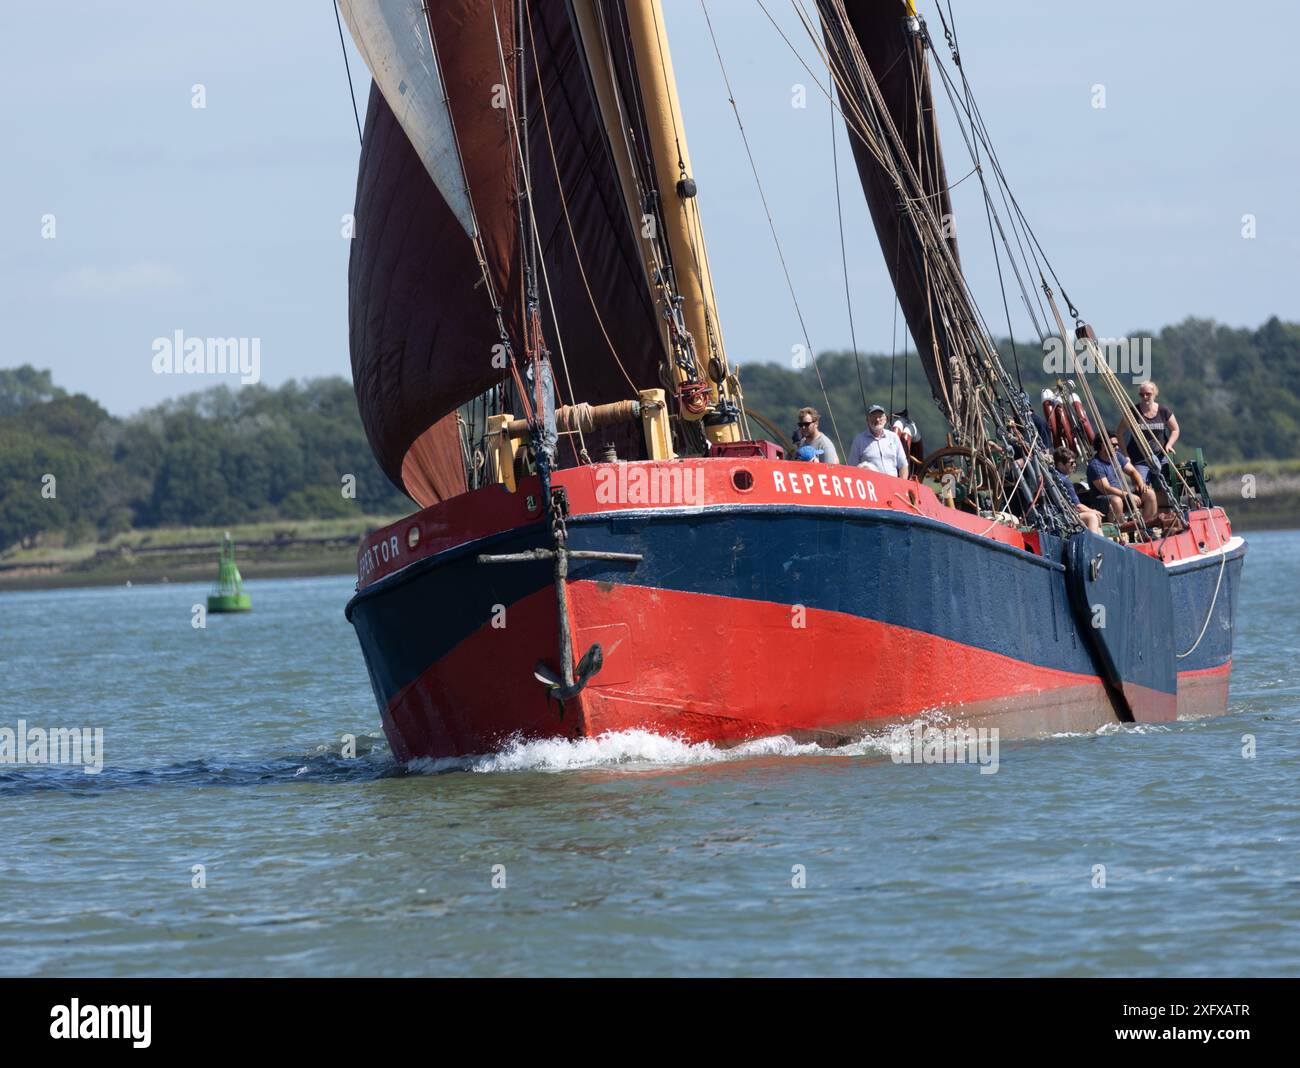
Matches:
[795,0,1079,531]
[523,0,638,399]
[333,1,363,146]
[750,0,1212,544]
[929,5,1064,330]
[921,6,1196,524]
[829,71,869,422]
[1176,545,1230,659]
[700,0,844,456]
[491,3,587,462]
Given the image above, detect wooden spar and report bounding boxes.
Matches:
[638,389,675,460]
[622,0,739,442]
[570,1,674,365]
[506,399,641,438]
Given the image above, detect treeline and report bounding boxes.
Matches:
[0,368,409,552]
[740,316,1300,464]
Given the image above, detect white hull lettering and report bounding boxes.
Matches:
[771,469,879,504]
[358,535,402,581]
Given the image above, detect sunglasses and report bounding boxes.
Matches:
[798,422,814,428]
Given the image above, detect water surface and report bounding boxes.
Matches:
[1,532,1296,976]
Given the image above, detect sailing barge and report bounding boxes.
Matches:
[339,1,1244,761]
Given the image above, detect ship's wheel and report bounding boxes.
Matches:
[916,445,1003,514]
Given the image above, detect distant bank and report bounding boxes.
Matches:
[1205,460,1300,532]
[0,516,401,592]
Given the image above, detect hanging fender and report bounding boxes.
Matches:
[1040,390,1058,442]
[1054,399,1076,451]
[891,418,913,461]
[1040,390,1066,448]
[1070,392,1096,447]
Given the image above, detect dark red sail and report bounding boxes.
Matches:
[347,80,496,503]
[520,1,667,461]
[347,3,666,503]
[828,0,963,413]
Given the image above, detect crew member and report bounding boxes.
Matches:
[1119,381,1180,486]
[1052,447,1104,534]
[848,405,909,478]
[794,407,839,464]
[1088,433,1156,524]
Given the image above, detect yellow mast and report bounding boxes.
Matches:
[623,0,740,443]
[571,1,672,364]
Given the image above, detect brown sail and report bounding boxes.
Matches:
[348,80,496,503]
[827,0,963,416]
[520,1,668,459]
[346,3,667,505]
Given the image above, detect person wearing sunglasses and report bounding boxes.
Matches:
[1087,433,1157,524]
[1119,381,1179,486]
[793,407,839,464]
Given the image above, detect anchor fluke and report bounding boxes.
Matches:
[534,643,604,704]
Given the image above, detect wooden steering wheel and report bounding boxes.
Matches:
[916,445,1003,514]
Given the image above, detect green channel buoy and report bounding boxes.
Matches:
[207,532,252,613]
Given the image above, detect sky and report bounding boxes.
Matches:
[2,1,1297,416]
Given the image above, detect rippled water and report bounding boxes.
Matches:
[1,531,1297,977]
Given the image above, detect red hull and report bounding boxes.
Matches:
[350,460,1242,761]
[377,582,1232,762]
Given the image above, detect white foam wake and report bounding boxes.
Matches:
[1048,721,1179,739]
[405,728,898,775]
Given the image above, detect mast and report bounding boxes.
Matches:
[622,0,740,444]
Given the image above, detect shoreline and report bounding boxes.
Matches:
[0,554,359,593]
[0,517,398,594]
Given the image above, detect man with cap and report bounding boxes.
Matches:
[848,405,910,478]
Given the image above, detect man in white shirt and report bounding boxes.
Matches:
[847,405,909,478]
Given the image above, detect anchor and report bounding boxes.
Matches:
[532,644,605,704]
[477,488,642,709]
